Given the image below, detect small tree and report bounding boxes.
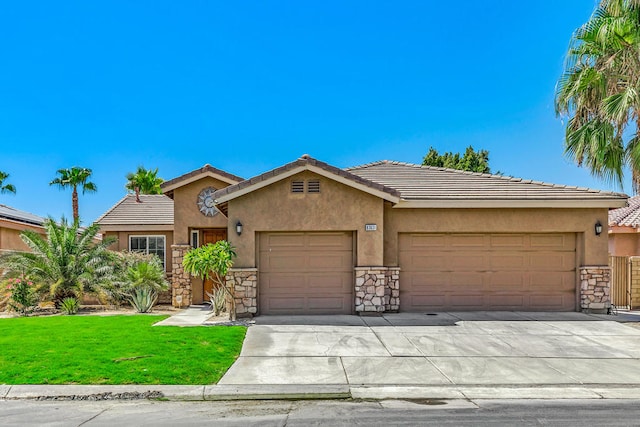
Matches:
[125,166,164,202]
[0,217,115,307]
[422,145,491,173]
[50,167,97,223]
[0,171,16,194]
[182,241,237,320]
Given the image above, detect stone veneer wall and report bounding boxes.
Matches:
[171,244,193,307]
[355,267,400,313]
[631,257,640,309]
[385,267,400,312]
[226,268,258,318]
[580,265,611,312]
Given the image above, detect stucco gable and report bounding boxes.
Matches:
[211,155,401,207]
[160,164,244,194]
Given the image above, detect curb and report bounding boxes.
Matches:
[3,384,640,401]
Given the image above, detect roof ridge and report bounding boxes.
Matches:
[347,160,627,197]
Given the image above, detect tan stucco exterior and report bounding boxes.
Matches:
[172,177,232,244]
[383,206,609,267]
[226,170,384,267]
[0,219,45,253]
[103,230,174,274]
[609,227,640,257]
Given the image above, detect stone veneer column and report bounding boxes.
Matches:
[355,267,395,313]
[226,268,258,318]
[385,267,400,312]
[631,257,640,309]
[580,266,611,312]
[171,244,193,308]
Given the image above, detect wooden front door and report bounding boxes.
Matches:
[202,229,228,299]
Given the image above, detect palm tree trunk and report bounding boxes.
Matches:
[72,187,79,222]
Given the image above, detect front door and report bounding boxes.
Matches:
[202,229,228,299]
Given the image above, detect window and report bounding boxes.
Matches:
[129,235,166,268]
[307,180,320,193]
[291,181,304,193]
[191,230,199,248]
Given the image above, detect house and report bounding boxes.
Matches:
[608,195,640,256]
[97,155,627,315]
[0,204,46,253]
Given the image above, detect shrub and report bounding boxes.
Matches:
[3,277,39,316]
[60,297,79,315]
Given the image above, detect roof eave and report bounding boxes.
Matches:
[394,199,628,209]
[161,171,242,193]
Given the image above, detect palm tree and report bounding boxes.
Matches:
[0,218,116,306]
[0,171,16,194]
[555,0,640,192]
[125,166,163,202]
[49,167,97,222]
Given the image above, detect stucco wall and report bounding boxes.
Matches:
[609,232,640,257]
[383,206,608,266]
[0,221,46,252]
[226,170,385,267]
[104,230,174,274]
[173,177,231,244]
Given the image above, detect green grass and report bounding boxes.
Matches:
[0,315,246,385]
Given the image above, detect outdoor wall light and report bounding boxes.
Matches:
[236,221,243,236]
[595,220,603,236]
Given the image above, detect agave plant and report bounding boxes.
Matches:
[129,287,158,313]
[60,297,79,315]
[124,257,168,313]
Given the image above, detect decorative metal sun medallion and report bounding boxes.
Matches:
[197,187,219,217]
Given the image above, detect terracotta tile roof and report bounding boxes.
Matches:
[0,204,45,227]
[95,194,174,225]
[160,164,244,191]
[346,160,628,201]
[211,155,401,201]
[609,195,640,227]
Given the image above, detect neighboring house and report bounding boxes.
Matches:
[96,155,627,315]
[0,204,46,253]
[609,195,640,257]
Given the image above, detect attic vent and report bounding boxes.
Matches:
[307,180,320,193]
[291,181,304,193]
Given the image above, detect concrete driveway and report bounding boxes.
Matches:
[219,311,640,387]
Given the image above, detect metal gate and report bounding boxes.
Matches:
[609,256,631,309]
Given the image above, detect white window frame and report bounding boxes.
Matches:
[191,230,199,248]
[129,235,166,268]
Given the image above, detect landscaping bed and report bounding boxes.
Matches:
[0,315,246,385]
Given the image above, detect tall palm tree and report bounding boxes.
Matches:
[0,171,16,194]
[49,167,97,222]
[556,0,640,192]
[125,166,164,202]
[0,218,116,306]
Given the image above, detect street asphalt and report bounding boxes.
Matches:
[4,310,640,401]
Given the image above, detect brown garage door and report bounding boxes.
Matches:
[399,233,576,311]
[259,232,354,315]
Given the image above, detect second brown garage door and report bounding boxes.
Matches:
[399,233,577,311]
[259,232,354,315]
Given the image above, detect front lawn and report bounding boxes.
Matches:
[0,315,246,385]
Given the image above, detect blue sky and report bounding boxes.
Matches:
[0,0,618,223]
